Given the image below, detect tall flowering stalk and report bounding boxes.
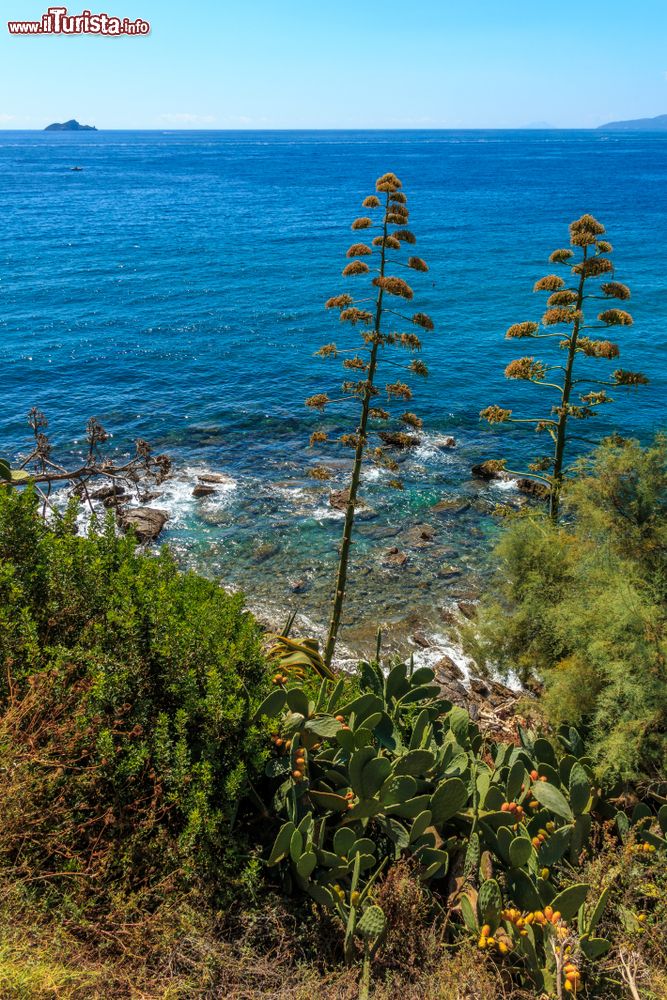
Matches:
[480,214,648,520]
[306,172,434,667]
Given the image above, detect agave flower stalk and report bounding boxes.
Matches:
[480,214,648,520]
[306,173,434,667]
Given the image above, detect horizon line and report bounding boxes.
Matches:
[0,125,648,132]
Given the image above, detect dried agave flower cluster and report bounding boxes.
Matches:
[306,171,434,666]
[480,214,647,519]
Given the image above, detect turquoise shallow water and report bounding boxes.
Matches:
[1,130,665,659]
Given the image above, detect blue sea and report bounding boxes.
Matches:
[1,130,665,662]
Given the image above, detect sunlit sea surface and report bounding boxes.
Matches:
[2,130,665,663]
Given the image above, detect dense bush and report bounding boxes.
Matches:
[465,435,667,783]
[0,487,270,906]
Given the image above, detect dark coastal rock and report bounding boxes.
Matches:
[516,478,550,500]
[45,119,97,131]
[431,498,471,515]
[382,546,409,567]
[103,494,130,509]
[439,607,459,626]
[471,460,511,482]
[192,484,216,498]
[290,578,307,594]
[378,431,421,449]
[329,489,376,519]
[433,656,469,703]
[433,435,456,449]
[89,484,128,501]
[412,631,431,649]
[139,491,162,503]
[118,507,168,543]
[197,471,234,485]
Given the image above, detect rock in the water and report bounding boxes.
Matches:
[471,461,510,482]
[378,430,421,449]
[90,484,128,501]
[403,523,436,547]
[193,484,216,498]
[139,491,162,503]
[437,564,462,580]
[290,578,307,593]
[197,471,234,485]
[118,508,168,543]
[431,498,471,515]
[433,435,456,449]
[516,478,550,500]
[435,654,466,679]
[329,488,375,517]
[412,630,431,649]
[382,546,409,567]
[253,542,280,564]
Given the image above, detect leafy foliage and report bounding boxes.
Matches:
[0,486,270,904]
[465,435,667,781]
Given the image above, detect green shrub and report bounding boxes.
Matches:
[0,487,271,906]
[466,434,667,783]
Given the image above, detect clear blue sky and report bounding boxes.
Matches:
[2,0,667,129]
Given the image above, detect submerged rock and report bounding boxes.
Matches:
[118,507,168,543]
[192,484,216,498]
[431,498,471,515]
[433,435,456,449]
[403,523,436,548]
[437,564,462,580]
[253,542,280,564]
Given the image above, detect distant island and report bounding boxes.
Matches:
[44,119,97,132]
[598,113,667,132]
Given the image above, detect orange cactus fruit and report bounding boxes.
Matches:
[530,770,539,780]
[481,924,491,937]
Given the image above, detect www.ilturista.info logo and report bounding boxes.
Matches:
[7,7,150,34]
